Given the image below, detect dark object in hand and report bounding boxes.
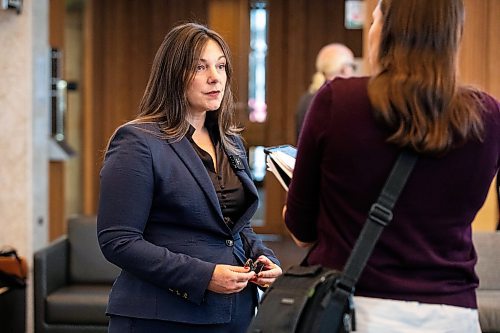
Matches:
[244,259,265,273]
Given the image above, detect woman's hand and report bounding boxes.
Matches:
[250,255,283,288]
[207,264,256,294]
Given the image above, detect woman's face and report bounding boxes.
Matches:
[368,3,383,73]
[186,39,227,116]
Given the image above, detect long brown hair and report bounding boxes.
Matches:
[368,0,484,155]
[133,22,242,153]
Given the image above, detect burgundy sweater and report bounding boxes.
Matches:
[285,76,500,309]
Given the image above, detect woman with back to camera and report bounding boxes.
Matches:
[284,0,500,332]
[97,22,282,333]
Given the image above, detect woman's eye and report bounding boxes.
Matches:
[196,64,206,71]
[218,63,226,70]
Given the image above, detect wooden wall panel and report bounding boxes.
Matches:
[363,0,377,73]
[459,0,499,230]
[82,0,362,230]
[83,0,209,214]
[459,1,489,91]
[266,0,362,146]
[49,0,65,49]
[263,0,288,234]
[263,0,363,233]
[462,0,499,230]
[79,0,497,231]
[208,0,250,121]
[49,0,66,240]
[486,0,500,99]
[49,162,66,240]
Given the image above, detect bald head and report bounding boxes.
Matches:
[315,43,355,80]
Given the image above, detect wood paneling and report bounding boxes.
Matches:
[208,0,250,124]
[49,162,66,240]
[263,0,363,233]
[265,0,362,145]
[80,0,497,232]
[49,0,66,240]
[486,0,500,99]
[456,0,499,231]
[363,0,377,73]
[262,0,288,234]
[462,0,500,230]
[474,176,499,232]
[49,0,65,49]
[81,0,361,233]
[459,1,489,91]
[83,0,209,214]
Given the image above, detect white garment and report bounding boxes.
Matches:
[353,296,482,333]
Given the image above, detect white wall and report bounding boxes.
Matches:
[0,0,50,331]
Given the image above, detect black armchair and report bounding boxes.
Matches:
[474,231,500,333]
[34,215,120,333]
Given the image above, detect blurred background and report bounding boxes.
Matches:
[0,0,498,331]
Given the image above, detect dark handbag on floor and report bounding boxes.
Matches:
[247,150,418,333]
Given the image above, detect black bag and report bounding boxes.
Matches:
[248,151,418,333]
[248,264,354,333]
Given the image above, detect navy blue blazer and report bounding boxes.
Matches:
[97,122,279,324]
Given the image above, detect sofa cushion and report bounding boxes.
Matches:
[45,284,111,325]
[474,232,500,333]
[68,215,120,284]
[477,290,500,333]
[473,232,500,290]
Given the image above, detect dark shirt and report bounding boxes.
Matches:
[186,123,246,229]
[295,92,315,141]
[285,76,500,309]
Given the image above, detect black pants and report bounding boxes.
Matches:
[108,286,255,333]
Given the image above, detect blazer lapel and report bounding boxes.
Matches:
[235,168,259,228]
[169,137,223,219]
[170,135,260,231]
[226,148,259,229]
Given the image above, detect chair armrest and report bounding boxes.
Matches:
[34,236,69,331]
[34,236,69,295]
[473,232,500,290]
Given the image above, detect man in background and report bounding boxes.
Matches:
[295,43,355,141]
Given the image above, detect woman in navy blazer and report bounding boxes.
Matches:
[97,23,282,333]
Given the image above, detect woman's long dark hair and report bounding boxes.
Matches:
[132,22,242,153]
[368,0,484,155]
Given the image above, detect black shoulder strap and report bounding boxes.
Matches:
[318,151,417,333]
[338,150,418,291]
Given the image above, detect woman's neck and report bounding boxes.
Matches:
[187,111,206,131]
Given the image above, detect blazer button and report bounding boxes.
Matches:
[225,239,234,247]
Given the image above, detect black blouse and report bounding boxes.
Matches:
[186,123,246,229]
